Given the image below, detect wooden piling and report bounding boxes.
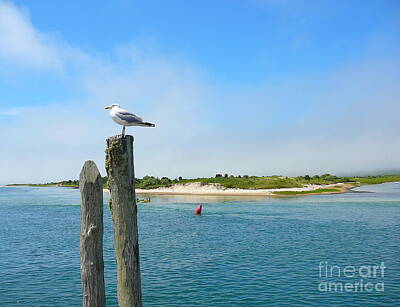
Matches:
[79,160,105,307]
[105,135,142,307]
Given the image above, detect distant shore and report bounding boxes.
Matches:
[8,174,400,197]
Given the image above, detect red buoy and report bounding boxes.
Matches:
[195,204,202,215]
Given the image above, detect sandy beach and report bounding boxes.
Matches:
[128,182,355,196]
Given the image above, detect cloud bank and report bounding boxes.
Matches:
[0,1,399,184]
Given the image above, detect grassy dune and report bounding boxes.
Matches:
[135,174,356,190]
[148,174,400,190]
[273,188,341,195]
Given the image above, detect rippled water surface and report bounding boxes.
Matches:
[1,183,400,306]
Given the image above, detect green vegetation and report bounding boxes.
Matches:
[135,176,177,189]
[58,179,80,187]
[7,179,106,189]
[352,175,400,185]
[177,176,303,189]
[273,188,341,195]
[7,183,56,187]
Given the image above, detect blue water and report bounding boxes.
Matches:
[0,184,399,306]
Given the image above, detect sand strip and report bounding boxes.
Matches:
[128,182,356,197]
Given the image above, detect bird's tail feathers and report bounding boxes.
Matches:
[140,122,155,127]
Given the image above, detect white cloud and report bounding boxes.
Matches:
[1,52,400,183]
[0,1,64,70]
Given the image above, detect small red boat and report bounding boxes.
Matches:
[195,204,202,215]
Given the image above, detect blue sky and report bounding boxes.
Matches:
[0,0,400,183]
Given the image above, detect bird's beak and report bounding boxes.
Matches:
[105,106,111,110]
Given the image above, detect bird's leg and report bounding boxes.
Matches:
[122,126,126,136]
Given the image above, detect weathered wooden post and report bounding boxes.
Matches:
[79,160,106,307]
[105,135,142,307]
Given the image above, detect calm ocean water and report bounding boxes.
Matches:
[0,183,399,306]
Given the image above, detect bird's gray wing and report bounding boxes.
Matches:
[115,110,144,124]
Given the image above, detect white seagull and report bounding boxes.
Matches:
[105,104,155,136]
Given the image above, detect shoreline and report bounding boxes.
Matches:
[131,182,357,197]
[8,182,387,197]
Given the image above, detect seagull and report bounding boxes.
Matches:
[105,104,155,136]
